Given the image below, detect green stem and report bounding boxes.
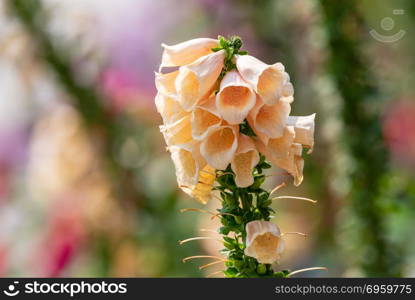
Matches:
[215,154,289,278]
[210,36,289,278]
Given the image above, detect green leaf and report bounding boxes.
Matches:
[219,226,230,235]
[218,35,227,48]
[226,47,234,61]
[273,271,287,278]
[224,268,238,277]
[257,264,267,275]
[261,199,272,207]
[223,236,234,244]
[250,175,266,190]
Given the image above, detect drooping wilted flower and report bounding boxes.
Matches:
[244,220,285,264]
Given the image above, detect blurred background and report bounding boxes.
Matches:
[0,0,414,277]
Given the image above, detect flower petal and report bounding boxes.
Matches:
[216,70,256,124]
[160,38,219,70]
[155,93,187,125]
[231,135,259,187]
[175,50,225,111]
[245,221,283,264]
[200,125,238,170]
[160,114,192,146]
[191,96,222,140]
[169,141,216,204]
[256,126,295,161]
[287,114,315,153]
[155,70,178,96]
[236,55,290,105]
[248,96,291,144]
[256,126,304,186]
[170,145,199,187]
[191,165,216,204]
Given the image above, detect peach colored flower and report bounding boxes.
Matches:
[231,134,259,187]
[154,70,178,97]
[189,165,216,204]
[216,70,256,125]
[244,220,285,264]
[160,38,219,70]
[160,114,193,146]
[170,145,201,188]
[154,93,187,125]
[255,124,308,186]
[175,50,225,111]
[287,114,316,153]
[200,125,238,170]
[191,96,222,140]
[155,37,316,205]
[169,144,216,204]
[236,55,293,105]
[248,96,291,144]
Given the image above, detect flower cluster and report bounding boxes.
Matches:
[155,36,320,276]
[155,37,315,205]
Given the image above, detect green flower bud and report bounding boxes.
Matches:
[257,264,267,275]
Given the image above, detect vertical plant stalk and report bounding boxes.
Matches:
[211,37,287,277]
[215,155,289,278]
[319,0,401,276]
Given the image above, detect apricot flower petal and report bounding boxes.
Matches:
[191,96,222,140]
[175,50,225,111]
[160,114,193,146]
[160,38,219,70]
[248,96,291,144]
[200,125,238,170]
[287,114,315,153]
[216,70,256,125]
[236,55,290,105]
[231,135,259,187]
[244,221,284,264]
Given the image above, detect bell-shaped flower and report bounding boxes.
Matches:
[190,164,216,204]
[170,145,200,189]
[191,96,222,140]
[155,93,188,125]
[160,38,219,70]
[175,50,225,111]
[170,143,216,204]
[287,114,315,153]
[236,55,291,106]
[231,134,259,187]
[200,125,238,170]
[255,126,304,186]
[244,220,285,264]
[160,114,193,146]
[216,70,256,125]
[155,70,178,97]
[248,96,291,144]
